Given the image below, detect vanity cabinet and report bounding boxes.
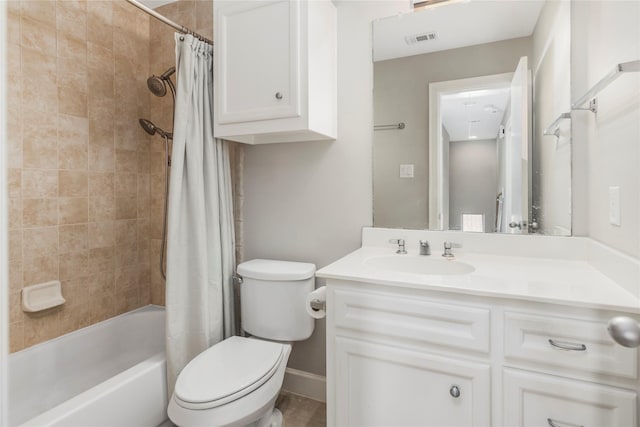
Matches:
[214,0,337,144]
[325,280,639,426]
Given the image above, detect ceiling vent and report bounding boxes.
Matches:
[405,32,438,45]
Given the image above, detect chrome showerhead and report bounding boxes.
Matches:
[147,66,176,98]
[139,118,172,139]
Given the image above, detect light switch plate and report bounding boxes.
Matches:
[609,186,621,226]
[399,164,414,178]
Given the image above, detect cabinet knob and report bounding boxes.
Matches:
[275,92,283,100]
[449,385,460,398]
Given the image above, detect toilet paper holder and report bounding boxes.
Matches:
[309,299,325,312]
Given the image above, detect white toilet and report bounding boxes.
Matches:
[167,259,317,427]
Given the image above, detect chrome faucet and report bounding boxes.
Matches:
[419,240,431,256]
[442,241,461,259]
[389,238,407,254]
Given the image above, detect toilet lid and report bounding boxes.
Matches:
[174,336,285,407]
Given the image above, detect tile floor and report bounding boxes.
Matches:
[277,391,327,427]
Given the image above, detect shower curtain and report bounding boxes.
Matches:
[165,34,235,394]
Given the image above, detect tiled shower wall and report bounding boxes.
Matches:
[6,0,153,352]
[148,0,244,306]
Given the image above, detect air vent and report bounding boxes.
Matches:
[405,32,437,45]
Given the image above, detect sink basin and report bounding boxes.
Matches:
[365,255,475,276]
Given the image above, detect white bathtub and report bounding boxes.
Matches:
[9,305,168,427]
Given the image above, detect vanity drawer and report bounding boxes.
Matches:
[503,368,637,427]
[504,311,638,379]
[333,288,490,353]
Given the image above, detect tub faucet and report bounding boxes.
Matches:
[389,238,407,254]
[442,241,461,259]
[419,240,431,256]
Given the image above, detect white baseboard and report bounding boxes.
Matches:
[282,368,326,402]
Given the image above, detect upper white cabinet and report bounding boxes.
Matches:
[214,0,337,144]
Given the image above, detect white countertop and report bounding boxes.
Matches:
[316,246,640,314]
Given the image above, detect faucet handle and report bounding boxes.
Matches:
[389,238,407,254]
[419,240,431,256]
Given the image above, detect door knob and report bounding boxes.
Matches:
[275,92,283,100]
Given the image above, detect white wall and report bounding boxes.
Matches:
[531,0,572,235]
[572,1,640,258]
[242,1,408,377]
[449,139,497,232]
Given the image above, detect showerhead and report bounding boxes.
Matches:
[139,118,172,139]
[147,66,176,98]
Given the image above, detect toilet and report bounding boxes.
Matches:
[167,259,317,427]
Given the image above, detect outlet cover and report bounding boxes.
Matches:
[400,164,414,178]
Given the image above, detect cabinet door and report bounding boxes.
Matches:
[503,368,637,427]
[216,0,300,124]
[334,337,490,427]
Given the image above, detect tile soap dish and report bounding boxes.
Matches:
[22,280,66,312]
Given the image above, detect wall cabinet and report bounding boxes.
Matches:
[214,0,337,144]
[325,280,639,426]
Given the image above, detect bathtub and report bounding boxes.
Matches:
[9,305,168,427]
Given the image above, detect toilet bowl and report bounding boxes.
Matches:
[168,336,292,427]
[168,259,317,427]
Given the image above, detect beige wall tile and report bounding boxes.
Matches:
[57,32,86,62]
[89,221,115,249]
[58,56,87,89]
[21,1,57,25]
[116,196,137,220]
[59,252,88,280]
[88,144,115,172]
[89,196,116,222]
[23,227,58,260]
[89,246,114,272]
[10,322,25,353]
[9,198,22,229]
[20,16,56,55]
[89,172,114,195]
[56,0,87,41]
[10,292,24,324]
[9,230,22,263]
[59,224,88,254]
[58,115,89,170]
[115,266,137,293]
[8,168,22,198]
[23,123,58,169]
[23,198,58,227]
[9,261,24,292]
[115,219,137,247]
[22,169,58,198]
[24,309,60,348]
[23,254,58,286]
[58,197,88,224]
[115,173,137,198]
[59,171,88,197]
[87,1,113,48]
[58,84,88,118]
[115,150,138,173]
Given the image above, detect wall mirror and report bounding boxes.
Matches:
[372,0,572,235]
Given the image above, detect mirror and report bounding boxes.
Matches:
[373,0,572,235]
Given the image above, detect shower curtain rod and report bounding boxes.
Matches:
[124,0,213,45]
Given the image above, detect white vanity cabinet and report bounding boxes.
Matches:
[214,0,337,144]
[325,280,639,427]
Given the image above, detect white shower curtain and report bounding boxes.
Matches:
[165,34,235,394]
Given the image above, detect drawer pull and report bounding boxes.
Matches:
[275,92,283,100]
[548,339,587,351]
[449,385,460,398]
[547,418,583,427]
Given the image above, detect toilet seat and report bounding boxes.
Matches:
[174,336,285,410]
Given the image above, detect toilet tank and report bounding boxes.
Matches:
[237,259,316,341]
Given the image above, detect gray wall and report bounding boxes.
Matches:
[373,36,532,229]
[449,139,498,231]
[242,1,407,377]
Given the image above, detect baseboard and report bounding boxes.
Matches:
[282,368,326,402]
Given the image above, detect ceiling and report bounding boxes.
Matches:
[441,87,510,142]
[373,0,545,62]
